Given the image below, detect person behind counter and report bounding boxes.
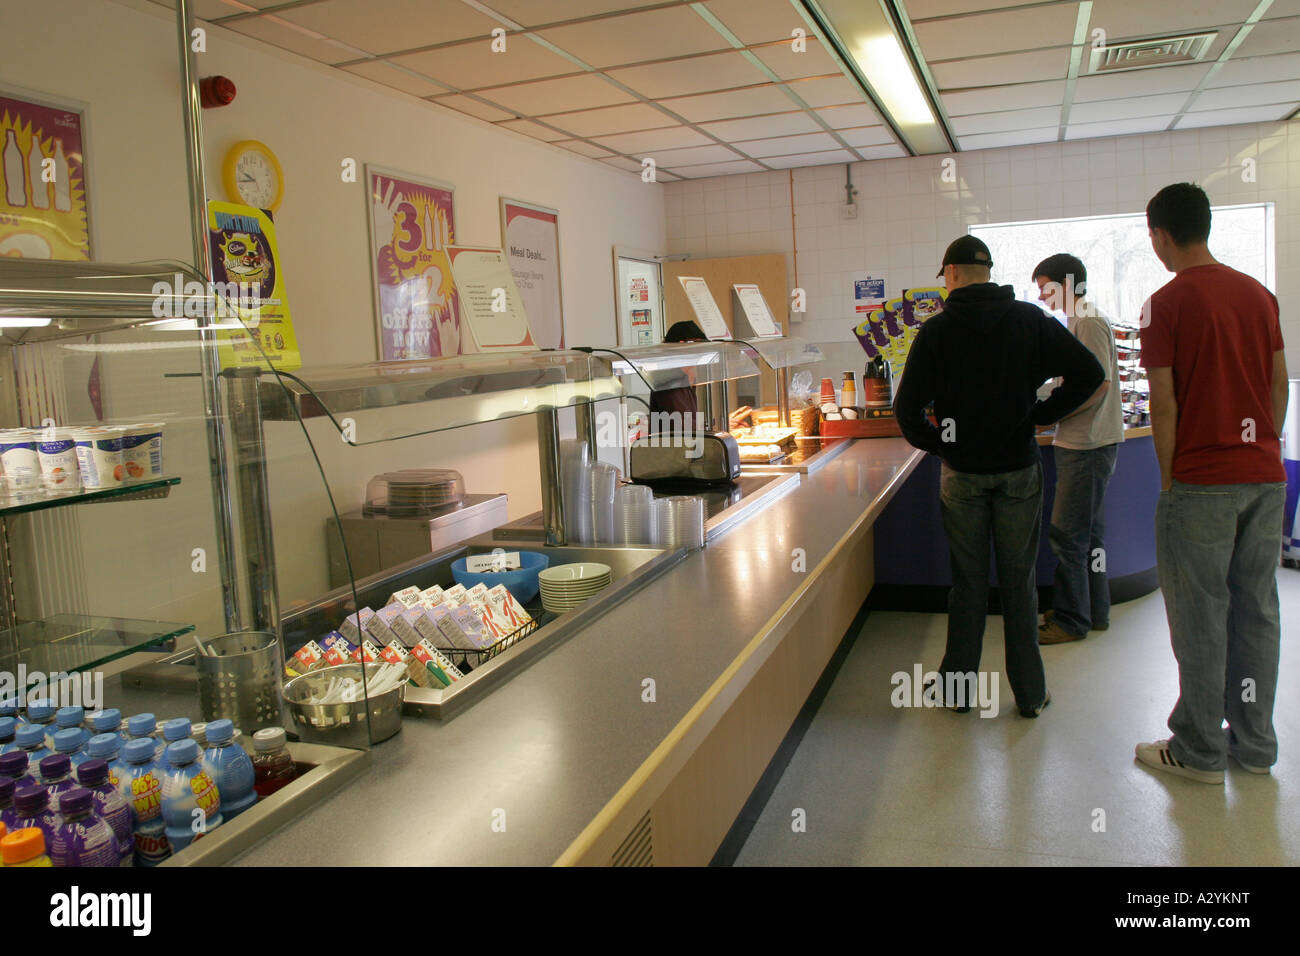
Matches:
[647,320,706,437]
[1032,254,1124,646]
[893,235,1103,718]
[1134,182,1290,784]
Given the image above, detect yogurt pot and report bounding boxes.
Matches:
[0,429,41,490]
[36,428,81,492]
[72,427,125,490]
[120,423,164,480]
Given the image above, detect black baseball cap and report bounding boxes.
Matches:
[937,236,993,278]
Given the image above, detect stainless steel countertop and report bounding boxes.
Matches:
[232,438,924,866]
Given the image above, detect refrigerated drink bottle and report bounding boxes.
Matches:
[76,759,132,867]
[50,788,118,867]
[119,738,169,866]
[160,739,222,853]
[202,719,255,819]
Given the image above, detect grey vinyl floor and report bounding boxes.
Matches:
[735,568,1300,866]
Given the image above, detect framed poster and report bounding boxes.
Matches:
[500,197,563,349]
[445,245,537,351]
[0,90,92,260]
[365,164,458,360]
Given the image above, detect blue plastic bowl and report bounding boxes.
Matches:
[450,551,550,605]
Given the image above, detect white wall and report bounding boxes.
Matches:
[0,0,664,632]
[664,121,1300,376]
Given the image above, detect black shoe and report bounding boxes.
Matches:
[923,676,971,713]
[1020,690,1051,718]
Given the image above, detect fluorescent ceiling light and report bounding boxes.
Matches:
[0,317,52,327]
[858,34,935,126]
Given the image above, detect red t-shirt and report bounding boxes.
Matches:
[1141,263,1285,484]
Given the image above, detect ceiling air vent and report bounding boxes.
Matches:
[1087,33,1217,74]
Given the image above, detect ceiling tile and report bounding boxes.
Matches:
[950,107,1061,135]
[476,73,634,113]
[817,103,884,128]
[478,0,668,28]
[223,15,360,65]
[652,144,750,167]
[592,126,716,155]
[1191,80,1300,111]
[1064,116,1177,139]
[669,159,767,178]
[430,94,517,122]
[941,80,1066,115]
[704,0,810,45]
[1229,16,1300,58]
[341,61,450,97]
[495,118,569,141]
[600,156,646,173]
[784,74,863,107]
[1073,64,1211,101]
[1176,104,1299,128]
[905,0,1044,17]
[1068,94,1192,124]
[660,85,799,122]
[1209,52,1300,87]
[931,48,1070,88]
[913,6,1079,62]
[540,102,678,136]
[276,0,499,56]
[837,125,896,148]
[957,127,1060,150]
[536,7,728,68]
[762,149,858,169]
[606,51,770,98]
[735,132,841,157]
[749,39,840,80]
[855,144,908,160]
[390,37,579,88]
[1083,0,1259,39]
[554,140,616,159]
[146,0,261,20]
[700,112,823,140]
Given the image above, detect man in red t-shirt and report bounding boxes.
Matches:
[1135,183,1290,784]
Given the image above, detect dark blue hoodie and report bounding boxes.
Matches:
[893,282,1104,474]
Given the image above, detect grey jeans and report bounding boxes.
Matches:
[1155,480,1286,771]
[939,460,1047,710]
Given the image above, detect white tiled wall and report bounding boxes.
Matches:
[664,121,1300,373]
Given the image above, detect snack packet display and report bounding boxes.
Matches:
[410,639,463,687]
[389,606,428,647]
[366,605,402,645]
[388,586,422,608]
[338,607,375,644]
[442,584,469,607]
[354,640,384,664]
[286,640,326,678]
[450,606,493,649]
[419,585,446,608]
[427,604,472,650]
[320,632,357,667]
[487,584,531,629]
[380,640,410,665]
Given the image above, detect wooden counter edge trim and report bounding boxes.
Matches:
[553,445,926,867]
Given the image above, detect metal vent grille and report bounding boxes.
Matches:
[1088,33,1217,73]
[610,811,653,867]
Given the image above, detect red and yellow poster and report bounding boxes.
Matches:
[366,166,458,360]
[0,93,90,260]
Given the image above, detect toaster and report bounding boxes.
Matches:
[630,433,742,484]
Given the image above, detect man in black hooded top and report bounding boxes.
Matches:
[893,236,1103,717]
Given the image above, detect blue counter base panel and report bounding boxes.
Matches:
[869,568,1159,615]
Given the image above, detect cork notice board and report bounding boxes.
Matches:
[663,254,789,406]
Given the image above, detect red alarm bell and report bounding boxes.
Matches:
[199,76,237,109]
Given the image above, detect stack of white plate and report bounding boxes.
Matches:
[656,495,705,550]
[539,562,613,613]
[613,484,655,545]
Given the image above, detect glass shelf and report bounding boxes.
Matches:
[604,341,761,392]
[256,350,626,442]
[0,614,195,676]
[739,336,825,371]
[0,476,180,518]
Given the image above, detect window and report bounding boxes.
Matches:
[969,204,1275,326]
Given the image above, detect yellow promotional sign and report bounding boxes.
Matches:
[204,200,301,371]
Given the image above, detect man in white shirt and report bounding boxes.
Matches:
[1033,254,1125,644]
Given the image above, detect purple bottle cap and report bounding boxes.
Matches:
[0,752,28,778]
[57,788,92,816]
[14,784,49,815]
[0,775,13,801]
[75,759,109,788]
[39,753,71,779]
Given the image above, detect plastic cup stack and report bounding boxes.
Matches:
[613,484,655,545]
[589,462,620,543]
[656,495,705,550]
[559,439,591,544]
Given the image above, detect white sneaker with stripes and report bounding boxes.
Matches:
[1135,739,1224,784]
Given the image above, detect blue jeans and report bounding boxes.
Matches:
[939,461,1047,710]
[1049,444,1119,635]
[1156,480,1286,771]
